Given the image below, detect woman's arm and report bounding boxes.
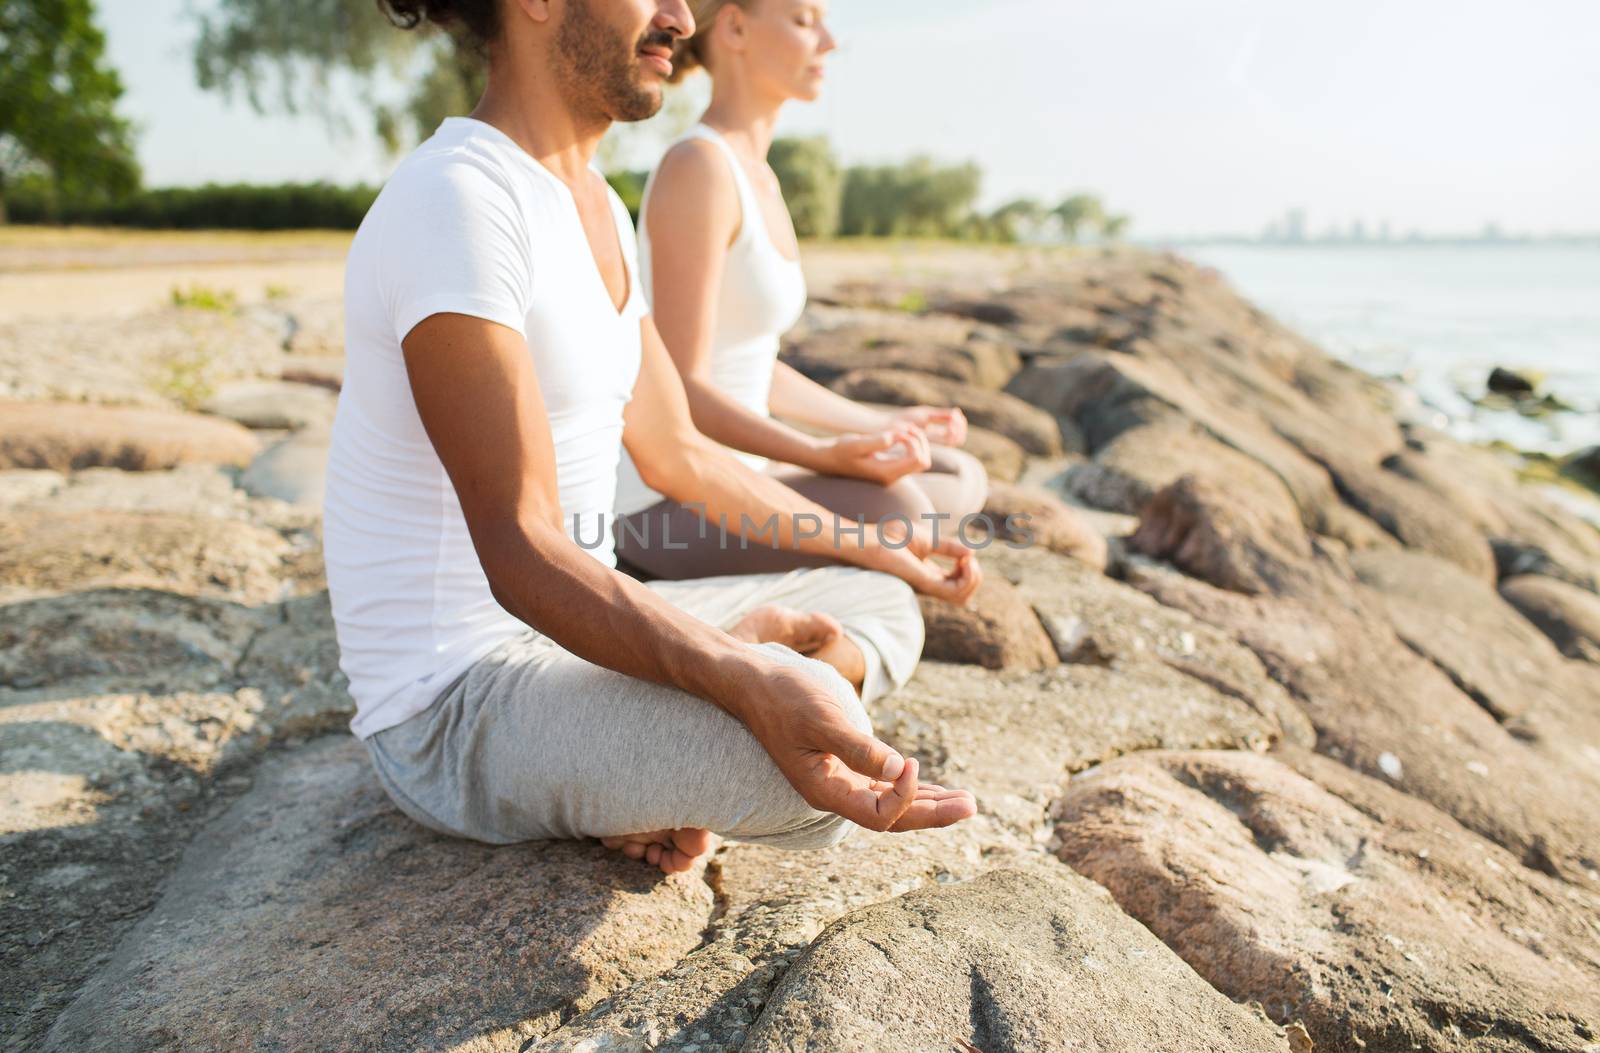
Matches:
[769,360,897,433]
[647,141,927,483]
[769,362,970,447]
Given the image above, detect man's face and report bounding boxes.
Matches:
[554,0,692,122]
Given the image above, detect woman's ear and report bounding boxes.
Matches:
[712,1,750,57]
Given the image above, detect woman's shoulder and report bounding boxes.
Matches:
[645,135,740,229]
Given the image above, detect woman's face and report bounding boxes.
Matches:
[737,0,837,102]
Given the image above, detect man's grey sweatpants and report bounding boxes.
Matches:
[364,566,923,851]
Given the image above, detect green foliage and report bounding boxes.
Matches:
[839,157,983,239]
[1053,193,1105,242]
[7,180,379,229]
[605,170,648,224]
[194,0,432,151]
[170,283,239,312]
[987,198,1048,242]
[148,341,220,411]
[769,136,841,239]
[0,0,141,218]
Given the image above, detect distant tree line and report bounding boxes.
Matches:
[765,136,1131,244]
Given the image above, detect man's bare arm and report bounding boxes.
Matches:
[400,312,974,833]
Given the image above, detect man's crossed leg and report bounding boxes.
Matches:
[366,567,975,873]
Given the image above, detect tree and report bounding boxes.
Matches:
[194,0,443,152]
[1052,193,1104,242]
[769,136,840,239]
[1099,213,1132,242]
[0,0,141,221]
[988,197,1047,243]
[193,0,692,164]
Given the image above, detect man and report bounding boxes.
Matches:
[323,0,981,874]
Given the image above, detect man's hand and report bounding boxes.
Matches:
[740,660,978,832]
[820,425,931,486]
[892,405,968,447]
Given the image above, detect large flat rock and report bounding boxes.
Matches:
[44,737,716,1053]
[0,400,259,472]
[1057,749,1600,1053]
[742,867,1289,1052]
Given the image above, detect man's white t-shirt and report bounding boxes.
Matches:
[325,116,648,740]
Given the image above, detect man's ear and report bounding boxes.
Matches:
[510,0,553,26]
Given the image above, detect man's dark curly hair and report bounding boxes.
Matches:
[376,0,502,50]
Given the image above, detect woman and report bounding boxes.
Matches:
[613,0,988,578]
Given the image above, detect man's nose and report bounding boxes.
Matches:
[657,0,695,39]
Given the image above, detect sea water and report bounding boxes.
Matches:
[1180,244,1600,456]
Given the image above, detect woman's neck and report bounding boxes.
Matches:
[700,85,785,162]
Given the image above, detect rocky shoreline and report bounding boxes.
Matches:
[3,249,1598,1052]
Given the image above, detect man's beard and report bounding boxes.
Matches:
[555,0,667,123]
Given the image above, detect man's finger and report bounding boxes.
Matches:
[886,789,978,831]
[871,755,919,829]
[828,724,906,782]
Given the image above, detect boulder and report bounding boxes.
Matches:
[0,589,262,693]
[17,463,245,519]
[781,322,1020,390]
[1130,474,1332,598]
[830,369,1067,456]
[960,425,1026,483]
[201,379,337,431]
[529,816,1038,1052]
[0,468,64,507]
[980,478,1108,570]
[0,510,292,605]
[742,868,1290,1053]
[1061,417,1303,530]
[1501,573,1600,663]
[1565,445,1600,491]
[986,543,1315,749]
[240,428,328,510]
[0,400,258,472]
[1307,445,1498,581]
[1351,550,1600,780]
[1056,749,1600,1053]
[1487,365,1537,396]
[918,577,1058,671]
[44,737,716,1053]
[1127,559,1600,884]
[277,354,345,392]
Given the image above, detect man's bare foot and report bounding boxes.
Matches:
[729,605,842,655]
[599,827,719,874]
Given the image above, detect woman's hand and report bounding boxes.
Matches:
[819,425,932,485]
[868,518,984,607]
[891,406,968,447]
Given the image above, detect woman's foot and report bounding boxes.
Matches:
[599,827,719,874]
[730,605,842,654]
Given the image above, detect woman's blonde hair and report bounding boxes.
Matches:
[669,0,757,83]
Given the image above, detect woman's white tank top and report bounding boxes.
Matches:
[614,123,809,516]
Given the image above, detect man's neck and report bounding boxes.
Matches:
[468,60,611,187]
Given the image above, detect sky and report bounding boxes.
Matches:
[101,0,1600,239]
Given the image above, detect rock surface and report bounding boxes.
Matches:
[11,249,1600,1052]
[1057,749,1600,1053]
[918,577,1058,671]
[0,400,258,472]
[44,738,716,1053]
[1501,573,1600,663]
[743,867,1290,1053]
